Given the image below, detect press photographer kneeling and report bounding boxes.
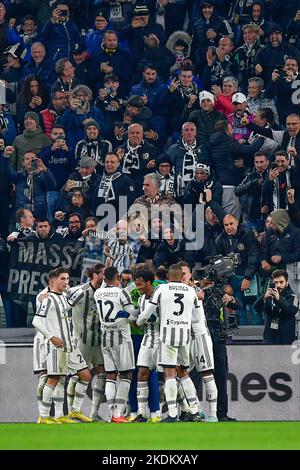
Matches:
[254,270,299,345]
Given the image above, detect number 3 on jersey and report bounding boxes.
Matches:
[173,293,184,316]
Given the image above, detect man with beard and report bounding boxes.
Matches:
[75,119,112,170]
[40,90,69,137]
[254,269,299,344]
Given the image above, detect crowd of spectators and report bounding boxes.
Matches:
[1,0,300,332]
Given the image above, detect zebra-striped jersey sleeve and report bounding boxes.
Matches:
[136,291,160,327]
[67,285,85,306]
[35,297,52,317]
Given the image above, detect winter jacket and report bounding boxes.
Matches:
[209,131,263,186]
[116,140,158,196]
[153,238,195,269]
[59,106,108,150]
[183,174,223,210]
[190,11,233,73]
[215,223,259,280]
[260,224,300,267]
[235,169,269,221]
[91,169,135,216]
[166,138,210,180]
[22,57,56,89]
[3,159,56,218]
[254,285,299,344]
[213,93,234,117]
[41,19,80,61]
[181,107,226,145]
[255,41,300,84]
[11,127,51,170]
[38,145,76,189]
[89,46,133,95]
[121,21,166,66]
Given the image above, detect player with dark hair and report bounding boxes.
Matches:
[67,263,106,421]
[95,266,137,422]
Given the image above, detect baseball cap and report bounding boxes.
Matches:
[232,92,247,104]
[199,90,215,105]
[73,42,86,55]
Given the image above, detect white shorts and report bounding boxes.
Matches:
[75,340,104,368]
[190,333,214,372]
[67,346,88,375]
[102,340,135,372]
[46,345,88,376]
[46,345,68,376]
[33,335,50,373]
[137,343,159,370]
[158,343,190,368]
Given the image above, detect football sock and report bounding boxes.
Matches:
[37,374,47,416]
[72,380,89,412]
[40,383,55,418]
[203,374,218,418]
[137,381,149,417]
[180,376,199,414]
[67,375,79,412]
[164,377,178,418]
[91,373,106,418]
[176,379,190,412]
[105,379,117,418]
[53,376,65,418]
[114,378,131,418]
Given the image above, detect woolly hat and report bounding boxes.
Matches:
[270,209,290,234]
[195,163,211,175]
[95,10,109,21]
[199,90,214,105]
[156,154,173,167]
[84,119,100,132]
[133,5,149,16]
[24,111,40,125]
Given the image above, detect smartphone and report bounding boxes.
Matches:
[271,162,278,169]
[31,159,38,171]
[269,281,275,289]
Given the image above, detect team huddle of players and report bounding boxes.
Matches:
[32,262,218,424]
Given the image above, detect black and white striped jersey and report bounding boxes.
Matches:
[138,294,160,349]
[34,292,74,352]
[137,282,201,347]
[106,239,133,273]
[94,285,136,348]
[68,282,101,346]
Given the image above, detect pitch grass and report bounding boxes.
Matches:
[1,422,300,450]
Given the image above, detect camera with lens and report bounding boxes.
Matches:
[72,181,83,188]
[202,253,240,282]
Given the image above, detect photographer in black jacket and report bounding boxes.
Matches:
[254,269,299,344]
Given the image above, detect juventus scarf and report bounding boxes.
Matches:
[122,141,143,174]
[98,171,122,202]
[181,139,197,181]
